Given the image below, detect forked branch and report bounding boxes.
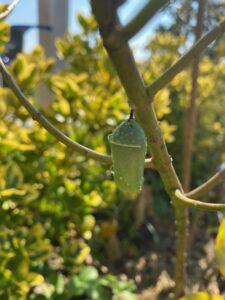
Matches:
[186,167,225,198]
[146,18,225,97]
[175,189,225,211]
[121,0,169,41]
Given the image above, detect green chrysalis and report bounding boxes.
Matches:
[108,116,147,195]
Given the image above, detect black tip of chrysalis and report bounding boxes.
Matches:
[129,109,134,120]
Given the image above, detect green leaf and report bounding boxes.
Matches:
[5,162,24,189]
[55,273,64,295]
[67,276,87,296]
[87,282,110,300]
[0,22,10,53]
[216,219,225,278]
[79,266,99,282]
[179,292,225,300]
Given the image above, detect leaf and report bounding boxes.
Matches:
[215,219,225,278]
[84,191,103,207]
[13,257,30,279]
[0,100,6,117]
[0,269,12,285]
[15,280,30,295]
[67,276,86,296]
[88,282,111,300]
[5,162,24,189]
[75,242,90,264]
[0,188,26,197]
[79,266,99,282]
[26,272,44,287]
[0,21,10,53]
[81,215,96,231]
[179,292,225,300]
[55,273,64,295]
[159,120,176,143]
[1,139,35,151]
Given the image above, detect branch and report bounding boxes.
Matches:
[121,0,169,41]
[146,18,225,97]
[0,58,154,168]
[175,189,225,211]
[91,0,182,194]
[0,0,20,20]
[186,167,225,199]
[182,0,206,191]
[173,202,188,299]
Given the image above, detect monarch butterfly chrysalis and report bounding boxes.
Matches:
[108,115,147,195]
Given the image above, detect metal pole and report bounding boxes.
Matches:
[38,0,68,68]
[38,0,68,106]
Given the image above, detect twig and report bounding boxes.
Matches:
[174,2,206,291]
[173,202,188,300]
[186,167,225,198]
[146,18,225,97]
[121,0,169,41]
[175,190,225,211]
[0,58,154,168]
[182,0,206,191]
[0,0,20,20]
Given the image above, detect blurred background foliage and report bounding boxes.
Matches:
[0,0,225,299]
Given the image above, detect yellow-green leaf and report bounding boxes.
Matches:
[84,191,102,207]
[0,188,26,197]
[1,139,35,151]
[4,162,24,189]
[26,272,44,287]
[75,242,90,265]
[216,219,225,278]
[179,293,225,300]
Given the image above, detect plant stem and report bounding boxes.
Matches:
[173,202,188,299]
[175,190,225,211]
[146,18,225,97]
[0,0,20,20]
[182,0,206,191]
[187,167,225,198]
[121,0,169,41]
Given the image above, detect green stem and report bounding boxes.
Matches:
[121,0,169,41]
[146,18,225,97]
[173,202,188,299]
[182,0,206,191]
[175,190,225,211]
[186,167,225,198]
